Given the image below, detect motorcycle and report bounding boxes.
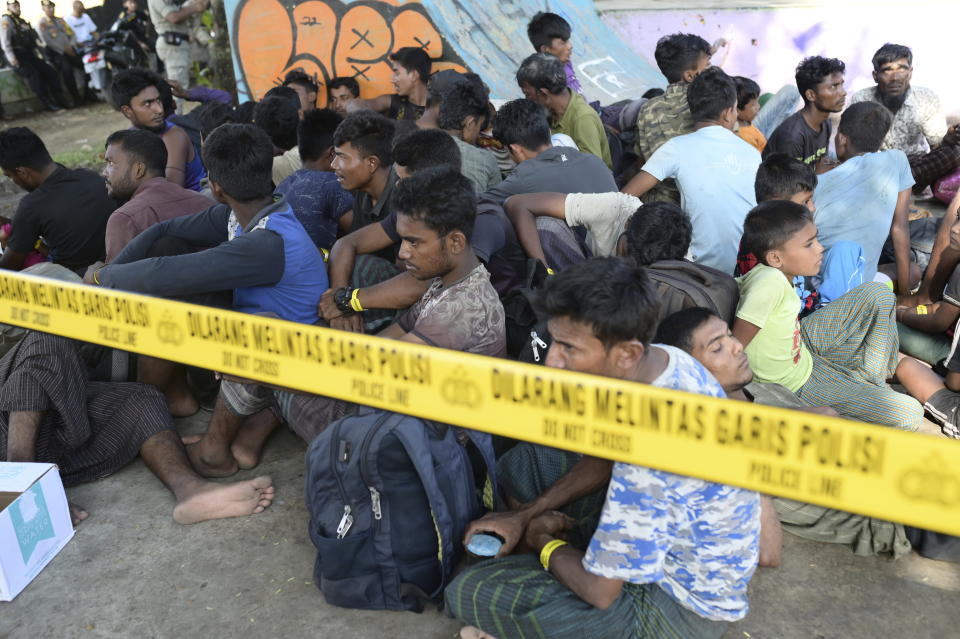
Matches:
[82,19,153,104]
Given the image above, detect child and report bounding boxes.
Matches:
[813,101,914,294]
[736,153,864,312]
[622,67,760,274]
[527,12,580,94]
[733,200,924,431]
[734,76,766,152]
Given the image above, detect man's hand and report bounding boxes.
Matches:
[330,313,363,333]
[463,510,534,558]
[83,261,105,285]
[524,511,576,551]
[167,79,188,98]
[8,57,18,68]
[318,288,341,321]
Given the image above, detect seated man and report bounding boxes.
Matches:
[415,68,468,130]
[255,87,303,186]
[102,129,213,262]
[186,166,506,474]
[527,11,581,94]
[848,43,960,193]
[0,127,114,274]
[274,108,354,252]
[111,69,206,191]
[327,76,360,115]
[634,32,712,204]
[322,126,460,332]
[623,67,761,274]
[448,257,761,639]
[660,306,960,561]
[347,47,430,121]
[734,200,923,430]
[517,53,611,169]
[763,56,846,171]
[813,101,914,293]
[85,124,327,416]
[283,68,318,112]
[484,98,616,204]
[439,81,502,193]
[0,331,274,525]
[897,194,960,366]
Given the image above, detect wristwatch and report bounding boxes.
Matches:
[333,287,355,314]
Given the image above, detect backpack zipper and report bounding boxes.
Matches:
[530,330,548,362]
[329,418,354,538]
[359,413,392,523]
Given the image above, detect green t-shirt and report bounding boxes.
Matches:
[552,91,612,169]
[736,264,813,393]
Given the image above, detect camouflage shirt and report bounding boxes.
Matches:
[582,345,761,622]
[634,82,693,205]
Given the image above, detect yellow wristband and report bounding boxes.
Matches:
[546,267,556,276]
[539,538,568,571]
[349,287,364,313]
[916,305,928,315]
[92,267,102,286]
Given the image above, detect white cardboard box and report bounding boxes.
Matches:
[0,463,74,601]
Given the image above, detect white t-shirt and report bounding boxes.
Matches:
[65,13,96,43]
[563,192,640,257]
[642,126,761,274]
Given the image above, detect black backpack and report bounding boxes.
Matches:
[646,259,740,325]
[305,409,496,612]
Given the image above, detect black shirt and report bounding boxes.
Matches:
[351,166,398,262]
[763,111,831,166]
[388,94,425,121]
[9,165,116,273]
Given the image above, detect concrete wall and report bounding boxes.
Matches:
[600,4,960,119]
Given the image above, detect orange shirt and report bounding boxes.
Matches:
[737,124,767,152]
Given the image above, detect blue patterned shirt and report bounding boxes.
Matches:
[581,345,761,621]
[274,169,353,252]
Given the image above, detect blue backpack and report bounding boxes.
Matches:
[304,409,497,612]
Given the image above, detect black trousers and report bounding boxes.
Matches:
[12,49,62,105]
[45,48,84,103]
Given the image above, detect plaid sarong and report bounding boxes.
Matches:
[536,217,590,273]
[798,282,924,431]
[445,555,727,639]
[351,254,401,333]
[909,144,960,191]
[496,443,605,548]
[0,332,172,487]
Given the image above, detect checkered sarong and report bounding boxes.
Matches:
[0,332,172,486]
[798,282,924,431]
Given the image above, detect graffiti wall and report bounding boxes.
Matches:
[223,0,468,104]
[223,0,665,105]
[600,6,960,118]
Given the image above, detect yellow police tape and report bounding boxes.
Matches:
[1,269,959,536]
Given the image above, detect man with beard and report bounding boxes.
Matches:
[849,43,960,192]
[101,129,212,262]
[764,56,847,173]
[111,68,207,191]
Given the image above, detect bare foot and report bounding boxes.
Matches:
[172,476,275,524]
[181,433,203,445]
[460,627,498,639]
[184,439,238,478]
[69,503,89,526]
[231,410,280,470]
